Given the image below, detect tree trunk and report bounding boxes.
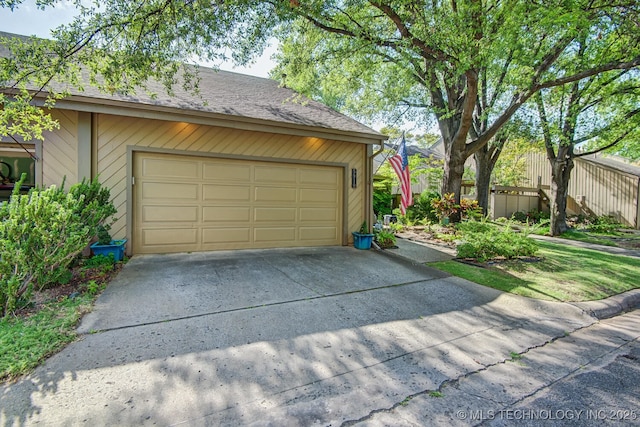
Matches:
[474,149,494,216]
[549,155,574,236]
[442,142,467,222]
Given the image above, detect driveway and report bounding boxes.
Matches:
[1,246,597,426]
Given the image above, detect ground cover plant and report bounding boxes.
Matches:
[430,241,640,302]
[0,255,123,382]
[511,211,640,250]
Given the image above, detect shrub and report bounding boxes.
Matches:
[456,225,539,262]
[431,192,458,221]
[373,183,394,217]
[511,209,550,224]
[587,215,623,235]
[375,229,397,248]
[406,190,440,223]
[459,198,482,220]
[456,219,497,235]
[0,176,116,317]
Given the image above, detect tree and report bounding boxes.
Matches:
[473,116,541,213]
[272,1,640,220]
[2,1,640,216]
[491,135,544,188]
[535,60,640,235]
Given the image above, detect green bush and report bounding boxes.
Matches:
[406,190,440,223]
[456,219,497,235]
[587,215,623,235]
[511,209,550,224]
[0,176,116,316]
[456,226,539,262]
[373,183,394,217]
[375,229,397,248]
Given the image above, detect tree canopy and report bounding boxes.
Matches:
[1,0,640,214]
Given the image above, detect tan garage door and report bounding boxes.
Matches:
[133,152,343,254]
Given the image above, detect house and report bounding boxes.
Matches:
[0,31,386,254]
[524,152,640,229]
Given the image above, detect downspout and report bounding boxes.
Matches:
[636,176,640,230]
[366,140,385,230]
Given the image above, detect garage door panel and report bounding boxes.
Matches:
[299,207,337,222]
[203,227,251,244]
[254,227,296,242]
[142,182,198,200]
[254,166,297,184]
[203,184,251,201]
[142,158,199,179]
[143,205,198,222]
[300,168,339,186]
[254,207,296,222]
[203,206,251,222]
[135,152,342,253]
[143,228,198,246]
[299,188,337,203]
[203,163,251,182]
[255,186,297,202]
[299,227,338,241]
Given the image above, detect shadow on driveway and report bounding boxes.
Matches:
[0,246,596,426]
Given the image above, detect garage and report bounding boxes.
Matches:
[133,151,344,254]
[13,64,385,255]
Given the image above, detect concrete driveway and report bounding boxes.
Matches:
[1,246,597,426]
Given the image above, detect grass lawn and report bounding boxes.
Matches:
[559,229,619,247]
[0,257,121,382]
[0,294,94,381]
[430,240,640,302]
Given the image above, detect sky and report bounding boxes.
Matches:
[0,0,278,78]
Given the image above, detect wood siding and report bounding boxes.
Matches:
[95,114,366,245]
[42,110,78,187]
[524,152,639,228]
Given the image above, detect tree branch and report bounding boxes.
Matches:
[535,57,640,91]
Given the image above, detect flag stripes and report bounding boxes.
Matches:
[389,135,413,215]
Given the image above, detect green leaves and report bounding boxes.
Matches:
[0,177,116,317]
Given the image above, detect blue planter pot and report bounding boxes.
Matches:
[90,239,127,262]
[352,232,375,250]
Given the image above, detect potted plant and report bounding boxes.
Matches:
[90,224,127,262]
[352,221,375,250]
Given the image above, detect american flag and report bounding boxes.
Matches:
[389,134,413,215]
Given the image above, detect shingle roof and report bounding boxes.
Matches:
[579,154,640,178]
[1,31,383,141]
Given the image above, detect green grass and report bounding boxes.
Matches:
[430,240,640,302]
[559,229,618,247]
[0,294,95,381]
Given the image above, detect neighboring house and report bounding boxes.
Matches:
[1,31,386,254]
[524,152,640,229]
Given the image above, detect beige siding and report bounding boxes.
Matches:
[95,114,366,246]
[525,152,639,228]
[42,110,78,187]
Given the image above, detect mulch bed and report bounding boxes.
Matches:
[12,262,123,319]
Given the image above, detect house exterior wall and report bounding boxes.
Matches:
[524,152,639,228]
[42,109,79,187]
[95,114,367,246]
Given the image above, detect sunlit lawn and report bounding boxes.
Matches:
[430,240,640,302]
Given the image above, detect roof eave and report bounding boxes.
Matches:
[15,89,386,145]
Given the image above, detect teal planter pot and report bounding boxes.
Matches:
[90,239,127,262]
[352,232,375,250]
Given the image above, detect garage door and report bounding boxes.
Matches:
[133,152,343,254]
